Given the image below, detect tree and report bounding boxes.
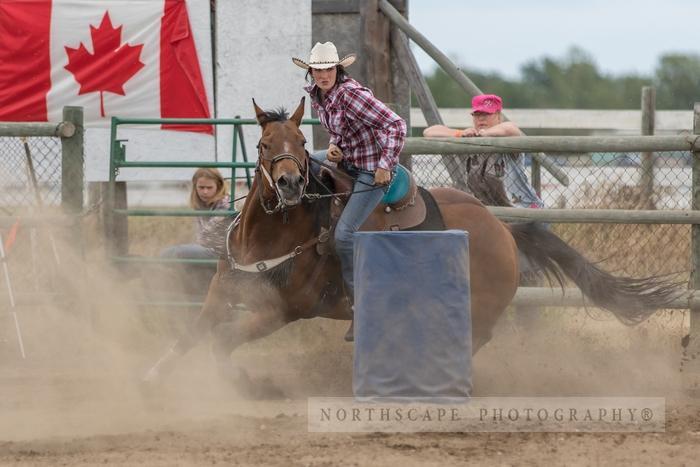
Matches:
[421,47,697,110]
[654,54,700,110]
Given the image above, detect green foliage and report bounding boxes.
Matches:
[423,47,698,110]
[654,53,700,109]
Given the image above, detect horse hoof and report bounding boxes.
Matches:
[217,365,285,399]
[254,377,286,400]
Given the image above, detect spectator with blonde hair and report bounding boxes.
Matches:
[160,167,230,260]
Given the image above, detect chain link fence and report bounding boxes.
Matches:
[413,151,692,281]
[0,131,83,307]
[0,137,63,215]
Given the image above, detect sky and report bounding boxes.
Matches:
[408,0,700,79]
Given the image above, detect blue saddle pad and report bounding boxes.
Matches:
[381,164,411,204]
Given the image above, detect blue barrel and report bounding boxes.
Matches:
[352,230,472,398]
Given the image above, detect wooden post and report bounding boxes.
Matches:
[105,135,129,259]
[687,102,700,395]
[59,107,85,266]
[640,87,656,209]
[391,27,471,186]
[361,0,392,103]
[108,182,129,257]
[61,107,84,215]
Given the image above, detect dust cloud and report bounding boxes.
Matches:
[0,214,697,465]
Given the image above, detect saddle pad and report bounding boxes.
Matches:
[353,230,472,398]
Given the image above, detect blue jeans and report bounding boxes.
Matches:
[311,150,386,297]
[335,170,386,299]
[310,150,327,178]
[160,243,218,260]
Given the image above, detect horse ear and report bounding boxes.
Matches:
[252,98,266,125]
[290,97,305,127]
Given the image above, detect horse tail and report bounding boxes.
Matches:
[509,222,682,325]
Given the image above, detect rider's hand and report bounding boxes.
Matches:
[327,144,344,163]
[374,167,392,186]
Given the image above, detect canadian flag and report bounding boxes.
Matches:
[0,0,212,134]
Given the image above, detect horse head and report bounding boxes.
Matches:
[253,97,308,208]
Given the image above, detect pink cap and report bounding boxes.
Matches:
[471,94,502,114]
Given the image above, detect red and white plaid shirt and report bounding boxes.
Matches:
[306,78,406,171]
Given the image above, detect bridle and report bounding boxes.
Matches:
[255,141,310,216]
[224,138,326,274]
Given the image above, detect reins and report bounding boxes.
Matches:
[227,135,386,275]
[303,157,388,201]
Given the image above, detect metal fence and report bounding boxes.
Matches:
[0,109,85,306]
[410,143,695,282]
[0,136,63,214]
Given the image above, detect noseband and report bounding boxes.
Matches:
[256,144,310,215]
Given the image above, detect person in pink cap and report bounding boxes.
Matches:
[423,94,543,209]
[426,93,544,328]
[423,94,520,138]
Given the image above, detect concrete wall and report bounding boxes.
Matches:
[216,0,313,180]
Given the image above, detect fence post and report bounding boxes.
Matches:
[61,107,84,214]
[361,0,392,104]
[531,158,541,197]
[688,102,700,396]
[391,26,469,181]
[60,107,85,264]
[105,132,129,259]
[640,87,656,209]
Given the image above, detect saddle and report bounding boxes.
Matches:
[322,164,443,233]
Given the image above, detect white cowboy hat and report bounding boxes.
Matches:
[292,41,356,70]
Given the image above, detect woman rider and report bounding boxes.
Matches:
[293,42,407,341]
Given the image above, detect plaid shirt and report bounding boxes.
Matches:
[305,78,406,171]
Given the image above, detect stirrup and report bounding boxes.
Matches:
[344,318,354,342]
[344,301,354,342]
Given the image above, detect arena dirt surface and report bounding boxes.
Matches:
[1,293,699,467]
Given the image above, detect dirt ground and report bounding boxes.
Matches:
[1,286,700,467]
[0,224,698,466]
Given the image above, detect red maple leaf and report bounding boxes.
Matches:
[64,12,145,117]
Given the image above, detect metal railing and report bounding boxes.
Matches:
[106,116,320,264]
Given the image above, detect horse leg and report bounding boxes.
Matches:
[142,261,234,384]
[210,306,289,398]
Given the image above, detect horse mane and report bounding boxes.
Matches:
[257,108,289,126]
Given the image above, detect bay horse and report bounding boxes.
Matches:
[143,98,679,395]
